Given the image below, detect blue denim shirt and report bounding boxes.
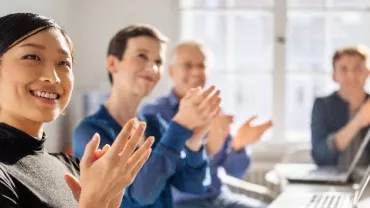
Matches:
[73,105,210,208]
[139,90,251,203]
[311,91,370,166]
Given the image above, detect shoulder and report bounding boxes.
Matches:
[140,95,171,115]
[313,92,338,107]
[74,111,112,139]
[76,110,111,132]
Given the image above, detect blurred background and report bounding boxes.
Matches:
[2,0,370,175]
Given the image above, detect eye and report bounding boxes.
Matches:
[198,64,206,69]
[22,54,40,61]
[138,53,148,60]
[184,62,192,69]
[58,60,72,68]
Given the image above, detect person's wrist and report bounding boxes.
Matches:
[231,138,244,152]
[186,139,202,152]
[350,116,363,130]
[173,114,194,130]
[79,191,109,208]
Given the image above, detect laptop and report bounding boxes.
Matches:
[268,163,370,208]
[285,129,370,184]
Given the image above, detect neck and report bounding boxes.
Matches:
[338,88,366,111]
[0,111,43,137]
[105,87,143,126]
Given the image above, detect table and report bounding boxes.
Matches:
[267,163,370,207]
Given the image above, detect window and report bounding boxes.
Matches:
[180,0,370,142]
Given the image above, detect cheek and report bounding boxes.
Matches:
[60,72,74,95]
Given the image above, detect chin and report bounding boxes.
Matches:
[136,85,155,97]
[33,110,62,123]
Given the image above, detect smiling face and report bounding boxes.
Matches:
[169,44,208,98]
[108,36,164,97]
[333,54,369,93]
[0,28,74,125]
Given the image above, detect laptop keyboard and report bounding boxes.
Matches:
[306,193,348,208]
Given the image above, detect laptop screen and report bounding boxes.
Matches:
[353,164,370,205]
[345,129,370,179]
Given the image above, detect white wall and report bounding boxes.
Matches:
[0,0,179,152]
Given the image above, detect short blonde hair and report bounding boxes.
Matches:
[332,45,370,69]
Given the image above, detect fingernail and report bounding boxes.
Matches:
[92,133,99,141]
[149,136,155,144]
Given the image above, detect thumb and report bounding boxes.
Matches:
[245,115,257,125]
[64,173,81,201]
[183,87,201,99]
[190,86,202,95]
[80,133,100,168]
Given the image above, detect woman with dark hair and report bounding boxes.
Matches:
[0,13,154,208]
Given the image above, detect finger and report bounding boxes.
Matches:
[193,86,215,105]
[261,120,273,129]
[130,148,152,178]
[184,87,200,99]
[126,137,154,170]
[198,90,220,111]
[119,122,147,160]
[80,133,100,168]
[109,119,135,156]
[102,144,111,154]
[204,105,221,123]
[64,173,81,201]
[92,144,111,161]
[201,97,221,120]
[201,85,216,98]
[92,149,102,162]
[245,115,258,125]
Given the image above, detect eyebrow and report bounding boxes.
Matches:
[19,43,71,57]
[137,48,163,62]
[137,49,149,53]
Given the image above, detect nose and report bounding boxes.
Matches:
[39,66,61,84]
[347,70,356,81]
[190,67,204,76]
[151,63,159,73]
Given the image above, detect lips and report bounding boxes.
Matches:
[139,76,156,83]
[30,90,60,100]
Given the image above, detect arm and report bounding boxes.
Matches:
[169,146,210,194]
[211,135,250,179]
[0,168,18,208]
[333,118,361,151]
[124,115,193,206]
[73,121,113,160]
[311,99,341,166]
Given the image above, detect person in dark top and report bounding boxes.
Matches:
[311,45,370,167]
[73,25,221,208]
[0,13,153,208]
[140,41,272,208]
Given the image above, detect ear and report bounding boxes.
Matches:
[106,55,118,75]
[332,71,337,83]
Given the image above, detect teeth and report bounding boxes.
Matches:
[31,90,58,100]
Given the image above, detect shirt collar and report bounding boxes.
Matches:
[334,91,370,105]
[168,89,181,108]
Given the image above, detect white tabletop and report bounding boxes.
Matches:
[267,163,370,207]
